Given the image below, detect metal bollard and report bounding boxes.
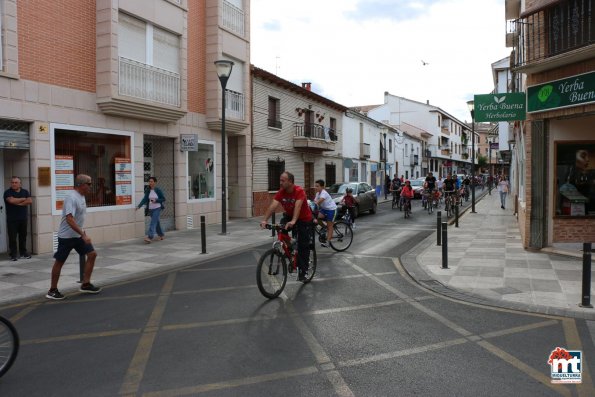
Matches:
[78,254,85,283]
[455,205,459,227]
[200,216,207,254]
[437,211,442,246]
[441,222,448,269]
[581,242,593,308]
[271,212,276,237]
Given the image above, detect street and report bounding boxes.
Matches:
[1,194,594,397]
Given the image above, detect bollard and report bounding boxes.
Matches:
[437,211,442,246]
[78,254,85,283]
[455,205,459,228]
[200,216,207,254]
[441,222,448,269]
[581,242,593,308]
[271,212,276,237]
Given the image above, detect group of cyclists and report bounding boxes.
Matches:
[389,172,489,215]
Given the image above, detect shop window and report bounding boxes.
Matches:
[53,127,133,212]
[188,142,215,200]
[267,157,285,191]
[555,142,595,217]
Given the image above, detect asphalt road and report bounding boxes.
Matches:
[1,195,594,397]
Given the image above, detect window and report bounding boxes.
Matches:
[188,142,215,200]
[349,163,358,182]
[267,97,281,129]
[329,118,337,141]
[555,142,595,217]
[389,139,392,153]
[267,157,285,191]
[52,126,133,213]
[405,144,408,156]
[118,12,181,106]
[325,163,336,186]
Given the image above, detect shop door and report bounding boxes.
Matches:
[143,137,175,232]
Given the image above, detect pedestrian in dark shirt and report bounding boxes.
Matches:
[3,177,32,261]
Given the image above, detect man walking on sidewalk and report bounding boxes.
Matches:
[46,174,102,300]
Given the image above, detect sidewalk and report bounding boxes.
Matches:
[0,217,272,306]
[401,191,595,320]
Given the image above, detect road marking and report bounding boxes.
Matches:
[21,328,141,345]
[141,366,319,397]
[562,318,595,397]
[9,304,39,323]
[181,264,254,272]
[477,340,571,397]
[338,338,469,368]
[480,320,558,339]
[119,272,176,396]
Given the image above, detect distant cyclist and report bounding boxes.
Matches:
[340,187,357,229]
[314,179,337,248]
[425,172,437,191]
[443,173,456,197]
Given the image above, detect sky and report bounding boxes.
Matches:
[250,0,511,123]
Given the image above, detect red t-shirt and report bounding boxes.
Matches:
[274,185,312,222]
[343,195,356,207]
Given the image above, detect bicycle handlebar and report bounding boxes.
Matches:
[262,224,291,234]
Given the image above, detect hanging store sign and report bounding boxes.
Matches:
[180,134,198,151]
[473,93,526,122]
[527,71,595,113]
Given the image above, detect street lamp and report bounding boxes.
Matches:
[466,100,477,213]
[215,59,234,235]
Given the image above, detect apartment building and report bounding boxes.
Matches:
[0,0,251,254]
[363,92,477,179]
[251,66,347,216]
[506,0,595,248]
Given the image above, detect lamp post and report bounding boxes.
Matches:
[215,59,234,235]
[466,100,477,213]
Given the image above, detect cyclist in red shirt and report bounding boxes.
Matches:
[260,171,313,281]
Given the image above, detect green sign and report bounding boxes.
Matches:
[473,93,526,122]
[527,71,595,113]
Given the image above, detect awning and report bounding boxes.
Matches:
[520,0,559,18]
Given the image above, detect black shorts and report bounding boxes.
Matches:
[53,237,95,263]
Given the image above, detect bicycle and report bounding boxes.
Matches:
[0,315,19,378]
[314,217,353,252]
[341,207,355,229]
[391,189,401,209]
[403,197,412,218]
[443,191,455,218]
[257,224,317,299]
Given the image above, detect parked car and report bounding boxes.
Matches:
[410,178,426,198]
[327,182,377,218]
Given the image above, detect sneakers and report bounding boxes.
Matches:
[80,283,102,294]
[321,242,329,248]
[20,253,32,259]
[298,271,309,282]
[46,289,65,300]
[10,256,17,262]
[351,224,356,230]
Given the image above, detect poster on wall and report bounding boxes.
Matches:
[114,157,132,205]
[555,142,595,217]
[55,155,74,210]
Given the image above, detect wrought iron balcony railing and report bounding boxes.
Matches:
[225,89,244,120]
[294,122,325,140]
[509,0,595,69]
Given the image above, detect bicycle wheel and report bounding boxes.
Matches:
[391,196,397,209]
[256,249,287,299]
[0,316,19,378]
[329,221,353,252]
[428,199,433,214]
[303,248,317,283]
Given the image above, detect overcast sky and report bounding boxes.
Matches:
[250,0,511,123]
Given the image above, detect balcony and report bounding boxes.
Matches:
[440,127,451,135]
[206,89,249,135]
[225,89,245,120]
[509,0,595,72]
[97,57,186,122]
[293,123,335,152]
[222,0,245,36]
[410,154,419,166]
[267,119,282,129]
[360,143,370,159]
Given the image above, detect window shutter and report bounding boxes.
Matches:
[118,13,147,63]
[153,26,180,73]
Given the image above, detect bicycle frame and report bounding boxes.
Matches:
[268,225,297,270]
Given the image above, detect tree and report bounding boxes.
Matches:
[477,154,488,170]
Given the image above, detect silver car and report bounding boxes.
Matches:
[327,182,377,218]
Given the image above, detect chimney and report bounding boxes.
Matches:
[426,100,429,105]
[302,82,312,91]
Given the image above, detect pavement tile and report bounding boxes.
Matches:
[530,279,563,293]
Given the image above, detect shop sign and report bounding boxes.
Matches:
[54,155,74,210]
[527,71,595,113]
[180,134,198,151]
[114,158,132,205]
[473,93,526,122]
